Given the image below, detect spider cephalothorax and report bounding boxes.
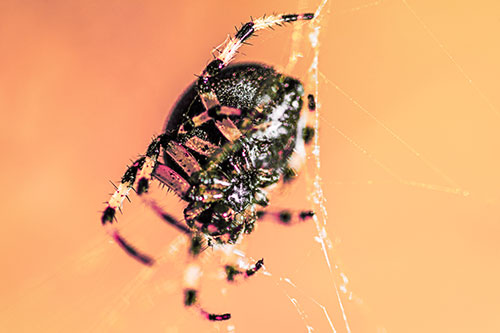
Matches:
[101,12,316,321]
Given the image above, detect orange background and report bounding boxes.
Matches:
[1,0,500,332]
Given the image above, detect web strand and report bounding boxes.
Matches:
[307,0,352,332]
[401,0,500,119]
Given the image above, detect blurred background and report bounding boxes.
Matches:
[1,0,500,332]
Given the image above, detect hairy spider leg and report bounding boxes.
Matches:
[215,13,314,67]
[102,134,203,264]
[101,136,164,226]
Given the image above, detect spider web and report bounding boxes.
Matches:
[83,1,470,331]
[2,0,500,332]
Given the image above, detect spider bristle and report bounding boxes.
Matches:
[109,180,118,190]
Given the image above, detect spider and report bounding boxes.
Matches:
[101,12,317,321]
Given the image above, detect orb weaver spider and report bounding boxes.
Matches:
[102,12,317,321]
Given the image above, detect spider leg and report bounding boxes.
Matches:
[141,197,191,235]
[256,209,315,225]
[307,93,316,112]
[225,258,264,282]
[109,197,191,265]
[207,13,314,71]
[101,134,195,264]
[100,135,163,263]
[101,136,164,225]
[107,229,155,265]
[153,163,191,197]
[184,263,231,321]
